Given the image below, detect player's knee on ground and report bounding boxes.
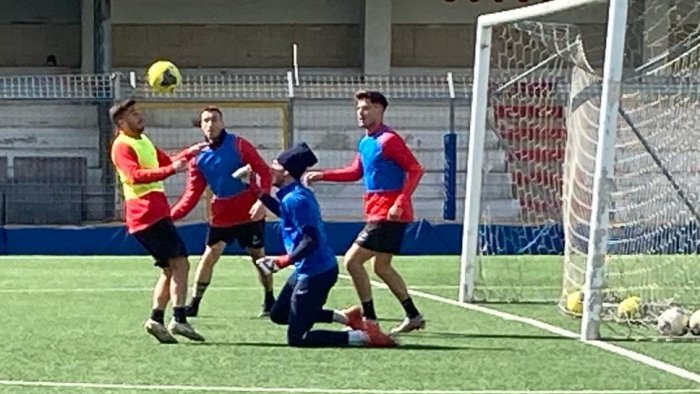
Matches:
[286,328,309,347]
[269,304,288,325]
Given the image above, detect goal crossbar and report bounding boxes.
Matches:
[478,0,607,28]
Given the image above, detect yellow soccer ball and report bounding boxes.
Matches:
[147,60,182,93]
[566,290,584,317]
[617,296,643,320]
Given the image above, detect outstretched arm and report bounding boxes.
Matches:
[238,137,272,194]
[258,193,281,217]
[231,164,281,217]
[169,142,208,163]
[112,143,176,184]
[320,154,363,182]
[170,159,207,221]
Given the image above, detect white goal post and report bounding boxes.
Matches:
[458,0,693,341]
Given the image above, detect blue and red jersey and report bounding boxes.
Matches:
[170,131,271,227]
[321,124,423,222]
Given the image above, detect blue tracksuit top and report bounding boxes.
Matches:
[276,182,336,279]
[195,131,247,198]
[358,126,405,192]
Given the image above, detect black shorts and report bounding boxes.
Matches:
[206,220,265,249]
[132,218,188,268]
[354,221,407,255]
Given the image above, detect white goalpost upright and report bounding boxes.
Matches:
[459,0,601,304]
[579,0,629,341]
[457,0,686,340]
[460,0,700,339]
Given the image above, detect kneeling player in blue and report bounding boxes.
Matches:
[237,143,397,347]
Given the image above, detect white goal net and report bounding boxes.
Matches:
[461,0,700,337]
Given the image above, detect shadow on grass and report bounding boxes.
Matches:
[601,336,700,344]
[189,341,515,351]
[476,301,556,306]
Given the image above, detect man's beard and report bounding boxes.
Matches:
[361,119,377,130]
[206,130,224,146]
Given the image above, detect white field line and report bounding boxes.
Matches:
[6,284,696,294]
[0,380,700,394]
[0,285,456,294]
[1,278,700,392]
[338,274,700,386]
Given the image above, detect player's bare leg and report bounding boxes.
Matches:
[248,247,275,317]
[153,269,172,310]
[144,268,178,344]
[373,253,425,334]
[343,243,377,325]
[170,257,190,308]
[168,256,205,341]
[186,242,225,317]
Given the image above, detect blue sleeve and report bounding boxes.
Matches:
[284,194,321,261]
[288,226,319,262]
[259,193,281,217]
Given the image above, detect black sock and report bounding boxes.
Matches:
[361,300,377,321]
[173,307,187,324]
[150,309,165,324]
[190,296,201,307]
[317,309,335,324]
[264,291,275,308]
[194,282,209,299]
[401,297,420,319]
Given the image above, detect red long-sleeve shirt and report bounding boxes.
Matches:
[111,136,195,233]
[322,127,423,222]
[170,136,272,227]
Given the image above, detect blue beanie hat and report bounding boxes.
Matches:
[276,142,318,180]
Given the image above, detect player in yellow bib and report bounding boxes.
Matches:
[110,99,207,343]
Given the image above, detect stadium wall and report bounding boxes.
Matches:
[0,0,608,70]
[5,221,696,257]
[0,221,564,256]
[108,0,607,25]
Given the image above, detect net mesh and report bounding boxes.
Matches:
[471,0,700,336]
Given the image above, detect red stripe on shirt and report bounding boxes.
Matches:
[111,141,175,233]
[377,131,424,222]
[170,135,272,227]
[320,128,423,222]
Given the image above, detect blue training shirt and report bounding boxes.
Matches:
[276,182,336,279]
[358,125,405,192]
[195,131,247,198]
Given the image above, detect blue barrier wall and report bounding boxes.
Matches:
[0,220,565,256]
